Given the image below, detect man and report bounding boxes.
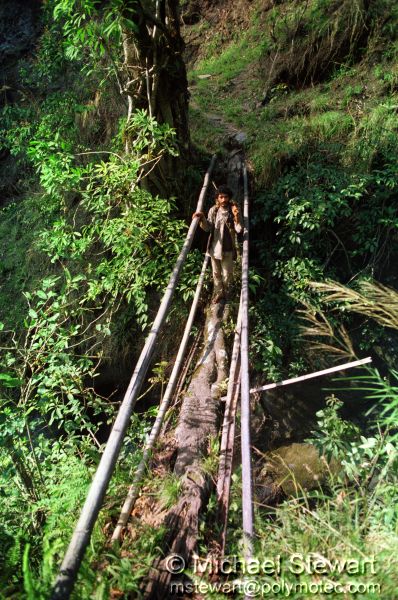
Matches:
[193,185,243,302]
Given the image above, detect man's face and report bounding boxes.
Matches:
[217,193,230,208]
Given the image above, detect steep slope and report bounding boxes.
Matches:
[185,0,398,409]
[179,1,398,596]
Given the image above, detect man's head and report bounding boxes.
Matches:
[216,185,233,208]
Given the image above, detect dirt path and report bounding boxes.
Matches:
[190,97,247,146]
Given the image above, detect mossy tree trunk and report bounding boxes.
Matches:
[144,302,229,598]
[121,0,189,158]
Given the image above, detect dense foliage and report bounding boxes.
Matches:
[0,1,196,596]
[1,0,398,596]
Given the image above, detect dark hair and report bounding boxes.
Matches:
[216,185,233,199]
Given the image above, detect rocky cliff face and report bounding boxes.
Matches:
[0,0,42,103]
[0,1,43,205]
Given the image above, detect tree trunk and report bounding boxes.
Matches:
[143,301,229,598]
[122,0,189,153]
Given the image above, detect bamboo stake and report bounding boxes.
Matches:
[51,155,216,600]
[240,164,254,565]
[250,357,372,394]
[111,254,210,542]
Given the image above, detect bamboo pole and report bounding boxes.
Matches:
[111,254,210,542]
[51,155,216,600]
[160,327,202,436]
[250,357,372,393]
[217,296,242,552]
[240,164,254,564]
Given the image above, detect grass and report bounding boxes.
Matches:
[193,30,266,82]
[86,522,166,600]
[189,40,359,186]
[254,482,398,599]
[344,98,398,166]
[201,436,220,479]
[188,106,226,156]
[186,0,398,186]
[157,472,183,510]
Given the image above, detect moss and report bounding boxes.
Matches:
[262,443,340,496]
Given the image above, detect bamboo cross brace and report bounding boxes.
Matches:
[250,357,372,394]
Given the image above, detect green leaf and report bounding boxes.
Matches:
[0,373,22,388]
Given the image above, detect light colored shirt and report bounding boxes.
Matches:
[200,204,242,260]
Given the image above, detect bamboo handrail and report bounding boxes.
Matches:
[216,295,242,552]
[51,155,216,600]
[240,163,254,566]
[111,254,210,542]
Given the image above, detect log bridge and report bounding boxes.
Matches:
[51,153,371,600]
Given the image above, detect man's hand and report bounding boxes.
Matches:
[192,211,205,221]
[232,204,241,222]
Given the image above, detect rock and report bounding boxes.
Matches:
[227,131,248,149]
[0,0,42,108]
[261,442,341,496]
[227,151,243,197]
[0,1,41,63]
[234,131,247,145]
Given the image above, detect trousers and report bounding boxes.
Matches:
[211,251,234,296]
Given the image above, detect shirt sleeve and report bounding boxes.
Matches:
[234,221,243,234]
[199,207,213,232]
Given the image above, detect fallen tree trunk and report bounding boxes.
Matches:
[144,301,228,598]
